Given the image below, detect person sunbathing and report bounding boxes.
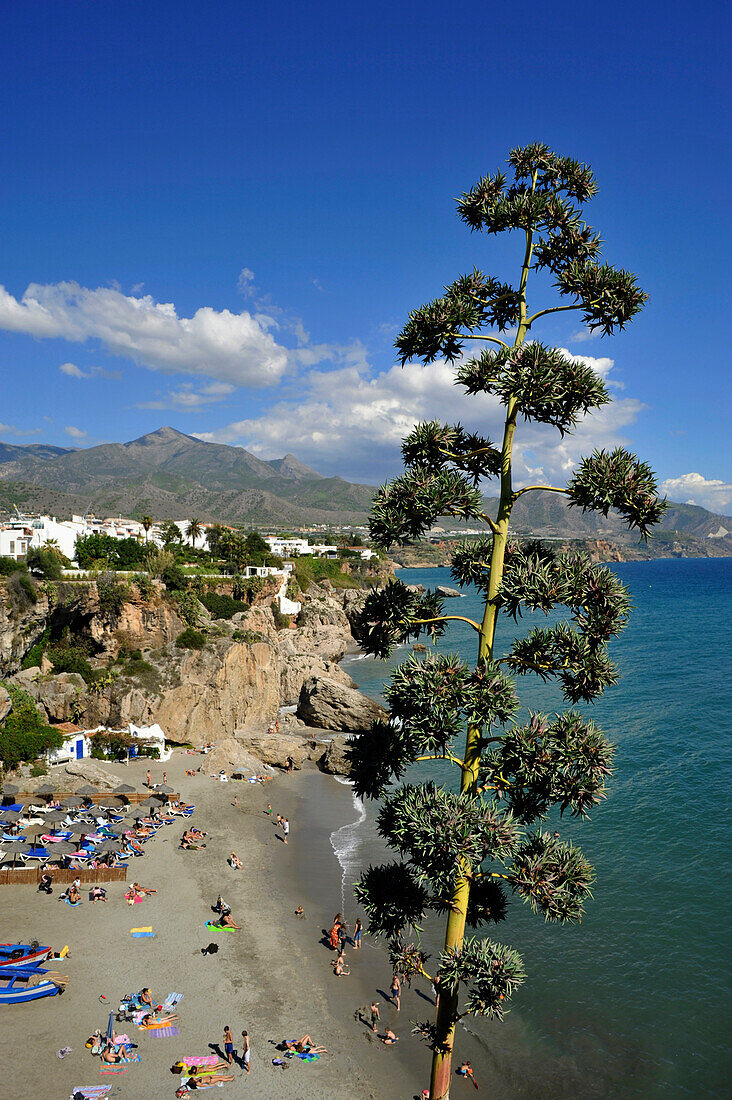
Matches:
[229,851,242,870]
[283,1035,328,1054]
[139,987,159,1010]
[132,881,156,895]
[180,832,206,849]
[140,1010,179,1027]
[90,886,107,903]
[216,910,241,929]
[101,1042,123,1063]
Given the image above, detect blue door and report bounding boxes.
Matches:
[75,738,84,759]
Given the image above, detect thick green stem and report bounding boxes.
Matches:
[428,214,534,1100]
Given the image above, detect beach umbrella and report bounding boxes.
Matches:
[62,796,83,808]
[44,809,67,822]
[106,1011,115,1043]
[157,784,175,794]
[94,839,122,853]
[1,810,22,823]
[113,784,136,795]
[99,797,124,808]
[67,823,90,836]
[35,783,57,797]
[76,785,98,797]
[3,840,31,868]
[139,797,161,809]
[2,783,19,795]
[47,841,75,858]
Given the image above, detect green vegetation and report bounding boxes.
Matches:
[0,556,26,576]
[0,685,63,769]
[349,144,667,1099]
[173,590,201,626]
[200,592,247,620]
[294,556,363,591]
[97,570,130,618]
[175,626,206,650]
[232,629,267,645]
[47,644,94,682]
[270,601,290,630]
[26,546,65,579]
[75,533,146,570]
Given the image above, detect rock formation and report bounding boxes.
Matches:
[296,675,387,731]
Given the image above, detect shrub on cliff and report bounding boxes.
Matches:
[176,627,206,650]
[0,685,63,769]
[200,592,247,620]
[0,556,27,576]
[26,547,66,579]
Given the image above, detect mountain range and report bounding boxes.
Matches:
[0,427,729,555]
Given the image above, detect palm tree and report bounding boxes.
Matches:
[186,518,202,549]
[141,515,153,543]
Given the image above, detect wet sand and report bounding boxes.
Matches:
[0,754,434,1099]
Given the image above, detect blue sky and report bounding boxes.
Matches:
[1,0,729,510]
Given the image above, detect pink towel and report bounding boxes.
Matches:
[182,1055,218,1067]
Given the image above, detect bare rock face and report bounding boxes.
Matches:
[34,672,87,722]
[153,638,280,745]
[0,586,51,674]
[278,625,355,706]
[0,683,11,722]
[198,736,274,777]
[319,735,352,776]
[62,760,121,790]
[297,676,386,732]
[234,731,316,769]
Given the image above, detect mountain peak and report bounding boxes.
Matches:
[268,453,324,480]
[126,426,199,447]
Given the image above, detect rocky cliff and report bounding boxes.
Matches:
[0,573,372,775]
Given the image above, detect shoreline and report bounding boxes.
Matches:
[0,755,431,1099]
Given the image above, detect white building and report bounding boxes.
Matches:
[0,522,32,560]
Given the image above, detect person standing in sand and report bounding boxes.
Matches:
[146,769,152,789]
[390,973,401,1011]
[282,817,289,844]
[223,1025,234,1065]
[241,1030,250,1073]
[370,1001,380,1032]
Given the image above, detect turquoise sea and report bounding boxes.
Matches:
[337,557,731,1099]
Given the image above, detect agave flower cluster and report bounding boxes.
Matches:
[347,144,667,1071]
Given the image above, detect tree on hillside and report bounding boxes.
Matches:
[186,518,202,549]
[141,515,154,543]
[350,143,667,1100]
[160,520,181,547]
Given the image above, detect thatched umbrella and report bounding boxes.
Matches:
[1,810,22,823]
[44,809,67,824]
[157,784,175,794]
[35,783,57,797]
[61,796,83,809]
[45,840,76,860]
[2,783,19,804]
[99,797,124,811]
[94,838,122,853]
[76,784,98,797]
[2,840,32,868]
[113,783,136,796]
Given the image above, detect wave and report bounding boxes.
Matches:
[329,777,367,915]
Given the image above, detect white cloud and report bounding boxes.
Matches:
[197,349,643,486]
[137,381,235,410]
[60,361,87,378]
[660,473,732,514]
[65,425,88,439]
[0,423,42,437]
[59,361,121,380]
[571,327,601,342]
[237,268,255,295]
[0,281,288,387]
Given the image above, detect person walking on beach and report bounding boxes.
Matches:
[241,1030,250,1073]
[282,817,289,844]
[146,769,152,789]
[390,973,401,1011]
[163,771,167,785]
[352,917,363,948]
[370,1001,380,1032]
[223,1025,234,1065]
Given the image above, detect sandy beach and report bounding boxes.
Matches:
[0,752,438,1100]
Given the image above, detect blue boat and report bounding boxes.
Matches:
[0,965,64,1004]
[0,943,52,968]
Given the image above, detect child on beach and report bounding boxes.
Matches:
[370,1001,380,1032]
[223,1025,234,1065]
[241,1030,250,1073]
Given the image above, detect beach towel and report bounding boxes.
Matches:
[130,926,154,937]
[164,992,184,1007]
[148,1025,180,1037]
[99,1065,127,1076]
[180,1056,218,1067]
[297,1053,321,1061]
[64,897,82,906]
[71,1086,111,1099]
[204,921,237,931]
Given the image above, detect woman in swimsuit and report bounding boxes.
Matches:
[390,973,401,1011]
